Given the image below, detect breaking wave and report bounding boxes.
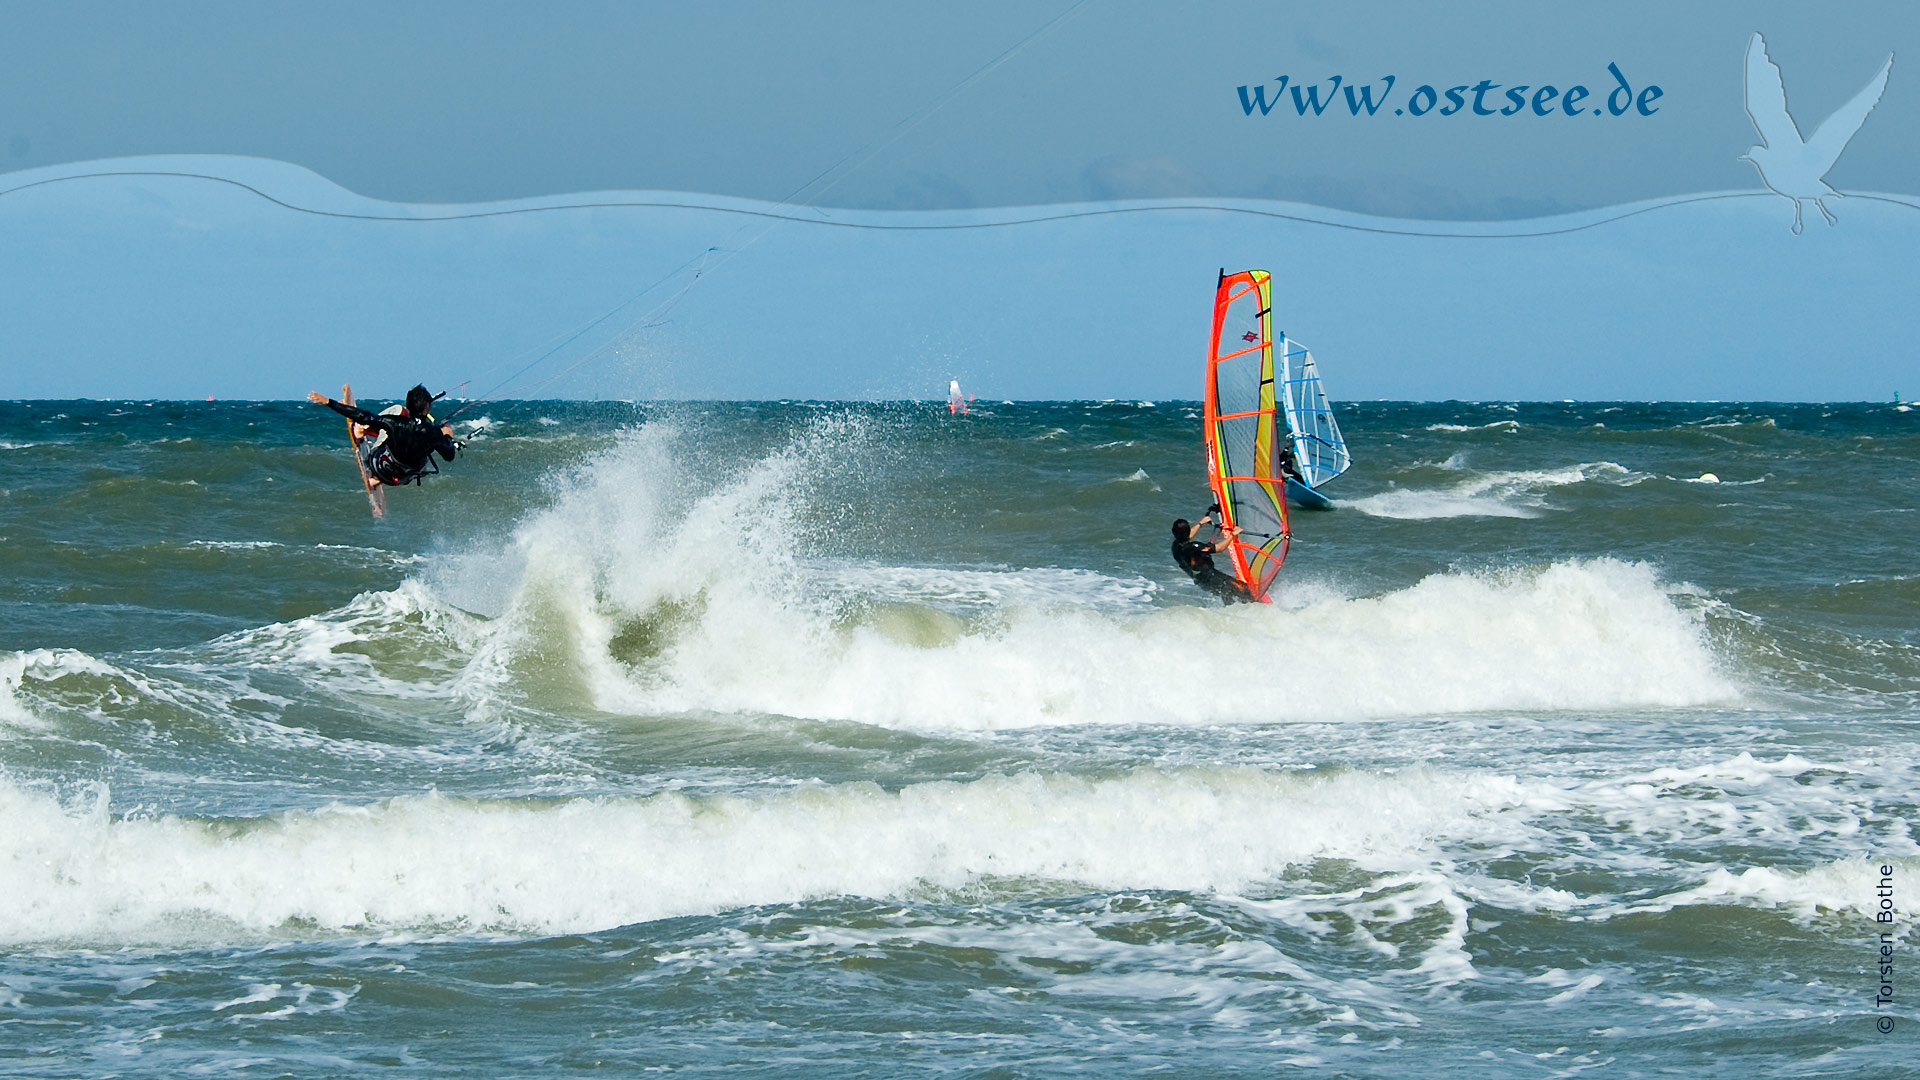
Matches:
[410,430,1734,729]
[1344,461,1631,519]
[3,423,1753,742]
[5,749,1907,946]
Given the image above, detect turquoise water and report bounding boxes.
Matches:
[1,399,1915,1076]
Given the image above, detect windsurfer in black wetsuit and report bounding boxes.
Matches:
[1171,507,1253,605]
[307,385,461,488]
[1278,441,1306,485]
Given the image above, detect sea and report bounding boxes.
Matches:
[1,398,1914,1077]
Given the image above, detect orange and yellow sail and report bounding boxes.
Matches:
[1203,270,1290,601]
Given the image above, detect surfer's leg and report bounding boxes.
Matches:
[363,444,401,487]
[1197,570,1249,605]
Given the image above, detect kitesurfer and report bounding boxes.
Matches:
[307,385,460,487]
[1171,508,1253,605]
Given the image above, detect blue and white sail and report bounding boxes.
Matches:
[1276,336,1351,507]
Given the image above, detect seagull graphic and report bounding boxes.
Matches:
[1741,32,1893,234]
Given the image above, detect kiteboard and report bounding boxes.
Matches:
[1203,270,1291,603]
[341,384,386,519]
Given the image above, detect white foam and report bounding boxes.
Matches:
[3,707,1909,947]
[0,648,163,731]
[1600,856,1919,923]
[0,765,1515,944]
[8,753,1890,946]
[1424,420,1520,433]
[636,558,1731,729]
[1343,489,1538,520]
[1676,473,1765,486]
[772,916,1363,1009]
[187,540,283,550]
[211,981,356,1019]
[0,653,56,730]
[205,580,482,697]
[807,564,1158,614]
[1346,461,1630,520]
[185,590,548,761]
[423,428,1733,730]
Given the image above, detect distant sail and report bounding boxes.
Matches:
[1275,337,1351,490]
[1203,270,1290,602]
[948,379,969,415]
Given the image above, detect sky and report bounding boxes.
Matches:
[2,0,1915,400]
[4,0,1914,217]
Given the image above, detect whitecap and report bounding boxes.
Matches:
[1346,461,1630,520]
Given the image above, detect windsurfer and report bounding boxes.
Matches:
[1170,509,1253,605]
[308,385,460,488]
[1279,441,1306,484]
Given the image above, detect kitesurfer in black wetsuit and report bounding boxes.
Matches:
[1171,509,1253,605]
[307,385,461,487]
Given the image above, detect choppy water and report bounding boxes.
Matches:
[1,399,1915,1077]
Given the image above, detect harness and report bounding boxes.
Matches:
[363,438,442,486]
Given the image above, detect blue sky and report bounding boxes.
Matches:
[2,1,1915,399]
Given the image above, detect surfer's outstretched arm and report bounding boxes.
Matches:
[308,392,388,432]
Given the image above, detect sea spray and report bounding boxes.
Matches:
[413,427,1737,727]
[580,556,1735,728]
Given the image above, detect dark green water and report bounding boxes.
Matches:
[1,400,1915,1076]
